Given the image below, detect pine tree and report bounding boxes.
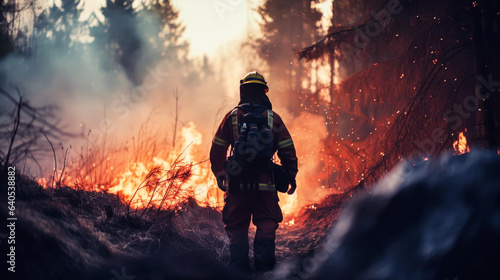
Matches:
[91,0,190,85]
[0,0,15,58]
[1,0,35,56]
[35,0,83,54]
[136,0,188,70]
[256,0,323,113]
[90,0,142,84]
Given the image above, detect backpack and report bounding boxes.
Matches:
[225,103,274,191]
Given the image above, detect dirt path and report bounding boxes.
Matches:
[239,203,344,270]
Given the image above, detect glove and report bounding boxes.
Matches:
[287,170,297,195]
[216,172,227,192]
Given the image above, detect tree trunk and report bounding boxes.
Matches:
[472,0,499,148]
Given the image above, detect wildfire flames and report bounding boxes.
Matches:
[38,123,223,210]
[107,122,221,209]
[453,131,470,155]
[36,119,327,220]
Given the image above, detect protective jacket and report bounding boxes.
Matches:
[210,106,298,191]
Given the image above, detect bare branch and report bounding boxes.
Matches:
[41,130,57,188]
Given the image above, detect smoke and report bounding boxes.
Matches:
[0,1,247,178]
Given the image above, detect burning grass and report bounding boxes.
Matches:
[35,115,222,213]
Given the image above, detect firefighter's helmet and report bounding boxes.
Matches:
[240,71,269,93]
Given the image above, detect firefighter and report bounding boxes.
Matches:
[210,71,298,273]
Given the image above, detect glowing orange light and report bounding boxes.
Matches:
[107,122,220,209]
[453,131,470,155]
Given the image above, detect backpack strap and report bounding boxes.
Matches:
[231,105,273,140]
[230,107,239,140]
[267,109,273,130]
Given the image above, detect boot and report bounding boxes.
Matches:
[254,238,276,273]
[229,243,250,272]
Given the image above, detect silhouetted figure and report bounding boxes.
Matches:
[210,71,298,273]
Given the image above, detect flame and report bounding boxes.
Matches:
[37,122,222,210]
[453,131,470,155]
[37,177,48,187]
[280,192,298,217]
[107,122,222,209]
